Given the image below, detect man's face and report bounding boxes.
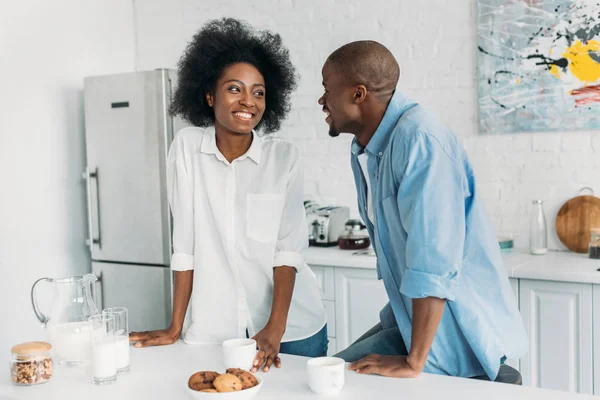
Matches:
[318,62,357,137]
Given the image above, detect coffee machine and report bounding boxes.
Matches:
[306,205,350,247]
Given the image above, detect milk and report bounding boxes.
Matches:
[115,336,130,370]
[92,340,117,379]
[49,322,96,364]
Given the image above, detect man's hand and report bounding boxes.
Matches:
[129,328,180,348]
[251,325,284,373]
[349,355,423,378]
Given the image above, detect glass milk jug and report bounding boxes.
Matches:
[31,274,99,365]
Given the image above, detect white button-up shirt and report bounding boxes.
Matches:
[168,126,326,344]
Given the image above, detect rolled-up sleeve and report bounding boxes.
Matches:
[397,132,467,302]
[273,147,308,272]
[167,136,194,271]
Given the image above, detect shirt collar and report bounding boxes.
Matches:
[200,125,262,164]
[351,89,414,157]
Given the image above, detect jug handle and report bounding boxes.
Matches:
[31,277,52,326]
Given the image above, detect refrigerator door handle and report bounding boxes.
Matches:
[82,167,101,251]
[93,271,103,310]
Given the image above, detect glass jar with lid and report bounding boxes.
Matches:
[10,341,53,385]
[589,228,600,259]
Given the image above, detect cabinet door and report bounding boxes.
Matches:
[520,279,592,394]
[334,268,389,350]
[309,265,335,301]
[593,285,600,395]
[504,278,520,371]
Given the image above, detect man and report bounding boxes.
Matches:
[318,41,527,380]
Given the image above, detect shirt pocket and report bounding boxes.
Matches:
[246,193,285,243]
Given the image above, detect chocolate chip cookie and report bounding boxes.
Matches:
[213,373,243,392]
[188,371,220,391]
[226,368,259,389]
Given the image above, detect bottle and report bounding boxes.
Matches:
[529,200,548,255]
[589,228,600,259]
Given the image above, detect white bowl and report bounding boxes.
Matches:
[186,376,263,400]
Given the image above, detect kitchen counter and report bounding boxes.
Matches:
[1,342,594,400]
[302,247,600,285]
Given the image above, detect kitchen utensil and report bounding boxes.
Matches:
[588,228,600,259]
[338,219,370,250]
[530,200,548,255]
[307,357,345,395]
[10,341,53,386]
[102,307,130,372]
[497,235,514,251]
[89,314,117,385]
[31,274,100,364]
[556,187,600,253]
[222,339,257,370]
[308,206,350,247]
[186,376,263,400]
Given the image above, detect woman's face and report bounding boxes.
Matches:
[207,63,266,135]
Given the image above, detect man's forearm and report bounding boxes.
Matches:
[408,296,446,371]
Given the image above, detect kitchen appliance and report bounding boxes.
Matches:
[556,187,600,253]
[83,69,188,332]
[308,206,350,247]
[337,219,370,250]
[30,274,100,364]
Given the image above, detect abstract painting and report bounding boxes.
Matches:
[477,0,600,133]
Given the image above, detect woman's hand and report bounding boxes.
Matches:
[251,324,284,372]
[129,328,180,348]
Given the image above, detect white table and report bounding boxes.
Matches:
[1,342,595,399]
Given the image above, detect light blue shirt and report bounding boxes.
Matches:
[350,90,528,380]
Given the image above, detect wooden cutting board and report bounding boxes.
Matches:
[556,188,600,253]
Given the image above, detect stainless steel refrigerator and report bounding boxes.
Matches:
[83,69,186,332]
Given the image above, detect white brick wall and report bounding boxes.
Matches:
[133,0,600,251]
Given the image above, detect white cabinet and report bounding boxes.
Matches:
[309,265,335,301]
[519,279,593,394]
[334,267,389,350]
[593,285,600,395]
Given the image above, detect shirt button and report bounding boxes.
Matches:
[379,152,383,156]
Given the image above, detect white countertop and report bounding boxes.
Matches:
[302,246,600,285]
[1,342,594,400]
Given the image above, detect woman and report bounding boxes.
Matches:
[129,18,327,373]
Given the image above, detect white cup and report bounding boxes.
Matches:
[222,338,257,370]
[307,357,345,395]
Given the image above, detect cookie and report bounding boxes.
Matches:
[188,371,220,391]
[213,373,243,392]
[226,368,259,389]
[200,389,217,393]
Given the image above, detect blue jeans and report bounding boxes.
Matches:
[247,324,328,358]
[334,322,515,383]
[280,324,328,357]
[334,323,407,362]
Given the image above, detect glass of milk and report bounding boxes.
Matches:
[102,307,130,373]
[88,314,117,385]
